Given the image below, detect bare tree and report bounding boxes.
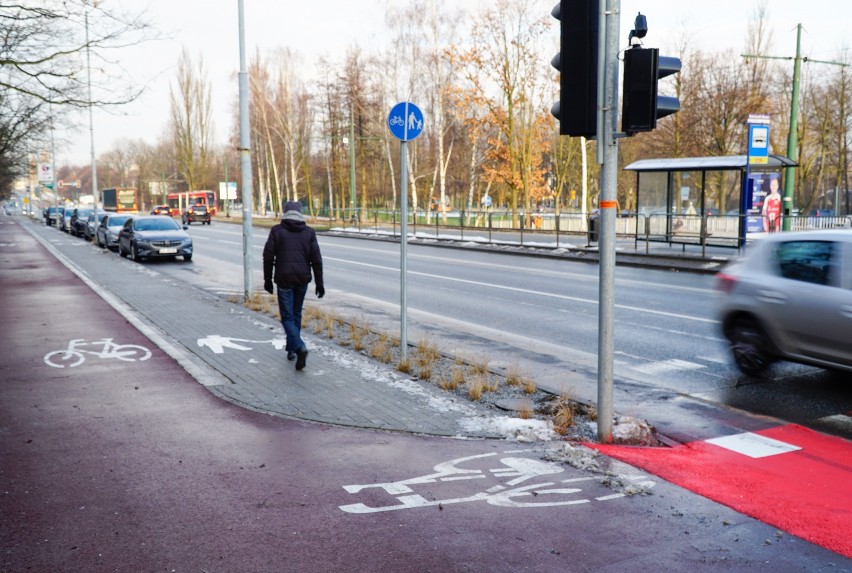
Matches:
[169,48,213,193]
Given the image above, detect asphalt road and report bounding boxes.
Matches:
[2,213,848,572]
[167,222,851,440]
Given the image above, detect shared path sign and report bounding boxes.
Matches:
[387,102,424,142]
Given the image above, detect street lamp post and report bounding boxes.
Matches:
[85,3,99,226]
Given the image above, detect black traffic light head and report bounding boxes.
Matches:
[621,46,681,135]
[551,0,600,139]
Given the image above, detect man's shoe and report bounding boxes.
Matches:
[287,352,296,361]
[295,348,308,371]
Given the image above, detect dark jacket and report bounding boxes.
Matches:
[263,211,323,289]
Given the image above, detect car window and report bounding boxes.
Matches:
[774,240,836,286]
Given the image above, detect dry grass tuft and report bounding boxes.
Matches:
[349,322,367,352]
[522,377,537,394]
[324,315,336,339]
[467,375,485,401]
[396,357,411,374]
[505,363,523,386]
[451,366,466,389]
[369,334,393,363]
[245,294,264,312]
[471,353,490,376]
[517,400,534,420]
[551,393,576,435]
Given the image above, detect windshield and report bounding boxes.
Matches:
[108,216,130,227]
[134,218,181,232]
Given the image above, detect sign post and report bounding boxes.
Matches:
[387,101,424,360]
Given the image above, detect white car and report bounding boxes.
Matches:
[716,230,852,376]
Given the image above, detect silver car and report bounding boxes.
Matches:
[96,213,132,251]
[716,230,852,376]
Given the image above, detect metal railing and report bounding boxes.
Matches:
[320,208,852,256]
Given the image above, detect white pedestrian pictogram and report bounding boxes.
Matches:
[197,335,287,354]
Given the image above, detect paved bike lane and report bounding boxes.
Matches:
[3,215,850,572]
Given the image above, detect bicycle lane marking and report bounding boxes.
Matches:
[588,424,852,559]
[338,450,656,514]
[43,338,152,368]
[22,222,229,387]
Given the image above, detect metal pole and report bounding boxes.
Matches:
[596,0,620,444]
[783,24,802,230]
[85,9,99,226]
[238,0,254,298]
[399,141,409,360]
[350,103,356,220]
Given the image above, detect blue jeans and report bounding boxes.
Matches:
[276,284,308,354]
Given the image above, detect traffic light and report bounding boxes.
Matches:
[621,45,681,135]
[550,0,600,138]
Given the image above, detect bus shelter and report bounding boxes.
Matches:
[623,154,796,248]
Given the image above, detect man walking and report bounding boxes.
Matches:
[263,201,324,371]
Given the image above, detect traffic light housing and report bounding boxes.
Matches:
[621,46,681,135]
[550,0,600,138]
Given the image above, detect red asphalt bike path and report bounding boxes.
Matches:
[589,424,851,559]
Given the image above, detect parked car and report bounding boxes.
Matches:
[69,208,94,237]
[118,215,193,262]
[96,213,132,250]
[716,230,852,377]
[150,205,171,216]
[83,211,102,241]
[45,206,64,226]
[59,208,74,232]
[182,204,211,225]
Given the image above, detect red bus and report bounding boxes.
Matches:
[166,191,217,217]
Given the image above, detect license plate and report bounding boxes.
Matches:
[159,247,177,254]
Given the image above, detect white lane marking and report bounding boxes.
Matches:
[324,240,716,295]
[324,256,718,324]
[631,359,706,375]
[705,432,802,458]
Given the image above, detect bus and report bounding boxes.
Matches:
[166,191,217,217]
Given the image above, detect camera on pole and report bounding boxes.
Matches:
[620,13,681,135]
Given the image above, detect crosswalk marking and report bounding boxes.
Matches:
[705,432,802,458]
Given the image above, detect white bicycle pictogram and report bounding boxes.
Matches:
[339,451,655,514]
[389,115,405,126]
[44,338,152,368]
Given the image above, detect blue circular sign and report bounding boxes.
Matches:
[388,102,424,142]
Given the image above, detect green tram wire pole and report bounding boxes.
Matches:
[743,23,849,229]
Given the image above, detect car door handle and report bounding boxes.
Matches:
[756,290,788,304]
[841,305,852,319]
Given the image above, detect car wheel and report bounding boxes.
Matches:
[97,235,104,248]
[131,244,143,262]
[729,319,773,377]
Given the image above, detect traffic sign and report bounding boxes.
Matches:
[387,102,424,142]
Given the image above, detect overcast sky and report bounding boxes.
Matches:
[59,0,850,167]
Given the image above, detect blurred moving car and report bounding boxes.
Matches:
[150,205,171,216]
[182,204,211,225]
[716,230,852,377]
[96,213,131,250]
[118,215,193,262]
[69,208,94,237]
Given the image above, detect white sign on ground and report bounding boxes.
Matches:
[339,451,655,514]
